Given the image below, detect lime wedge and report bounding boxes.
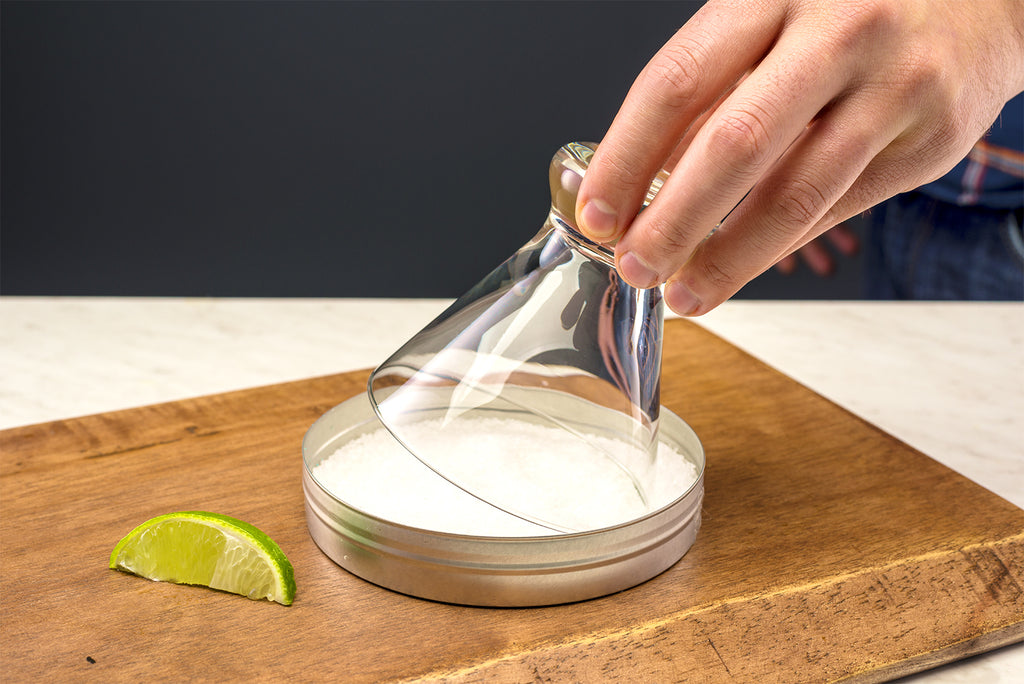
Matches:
[110,511,296,606]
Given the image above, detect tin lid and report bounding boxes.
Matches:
[303,391,705,606]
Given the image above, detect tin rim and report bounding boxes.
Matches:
[302,393,704,606]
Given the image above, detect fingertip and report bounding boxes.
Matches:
[811,260,836,277]
[830,226,861,256]
[775,255,797,275]
[802,247,836,277]
[665,280,703,317]
[617,251,661,290]
[578,198,619,241]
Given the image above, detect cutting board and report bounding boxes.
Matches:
[2,319,1022,683]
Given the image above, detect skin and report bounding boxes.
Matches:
[576,0,1024,315]
[775,222,859,276]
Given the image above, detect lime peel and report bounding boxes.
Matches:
[110,511,296,606]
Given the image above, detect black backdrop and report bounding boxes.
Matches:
[1,0,862,298]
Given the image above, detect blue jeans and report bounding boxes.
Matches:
[864,192,1024,301]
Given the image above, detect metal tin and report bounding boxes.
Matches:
[302,393,704,607]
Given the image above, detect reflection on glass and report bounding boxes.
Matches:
[369,142,670,533]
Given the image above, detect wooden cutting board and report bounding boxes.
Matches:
[2,319,1021,683]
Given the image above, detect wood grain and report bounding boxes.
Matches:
[2,319,1021,682]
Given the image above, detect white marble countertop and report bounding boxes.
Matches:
[1,296,1021,681]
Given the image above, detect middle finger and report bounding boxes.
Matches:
[614,28,852,289]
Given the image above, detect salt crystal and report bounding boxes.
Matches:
[310,417,698,537]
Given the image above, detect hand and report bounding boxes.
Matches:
[774,222,860,277]
[576,0,1024,315]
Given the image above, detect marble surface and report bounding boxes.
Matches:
[1,296,1021,681]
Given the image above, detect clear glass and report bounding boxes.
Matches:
[368,142,669,533]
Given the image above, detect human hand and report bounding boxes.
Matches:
[576,0,1024,315]
[774,222,860,277]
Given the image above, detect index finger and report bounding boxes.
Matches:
[575,0,785,242]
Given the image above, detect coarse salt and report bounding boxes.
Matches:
[311,417,699,536]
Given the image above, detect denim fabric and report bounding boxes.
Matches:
[864,192,1024,301]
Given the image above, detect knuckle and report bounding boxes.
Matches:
[816,0,918,55]
[835,0,902,40]
[923,112,970,157]
[883,26,962,112]
[775,176,832,228]
[898,46,948,98]
[707,104,775,168]
[602,152,654,194]
[886,51,977,169]
[641,39,706,111]
[645,214,695,257]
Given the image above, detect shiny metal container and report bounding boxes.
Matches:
[302,393,704,607]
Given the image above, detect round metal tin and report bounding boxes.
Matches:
[302,393,704,607]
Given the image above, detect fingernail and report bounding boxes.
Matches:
[665,280,702,316]
[618,251,660,289]
[579,199,618,240]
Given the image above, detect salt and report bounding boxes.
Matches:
[310,417,699,537]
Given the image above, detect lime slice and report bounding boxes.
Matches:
[110,511,296,606]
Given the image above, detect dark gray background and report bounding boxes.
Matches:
[1,0,863,299]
